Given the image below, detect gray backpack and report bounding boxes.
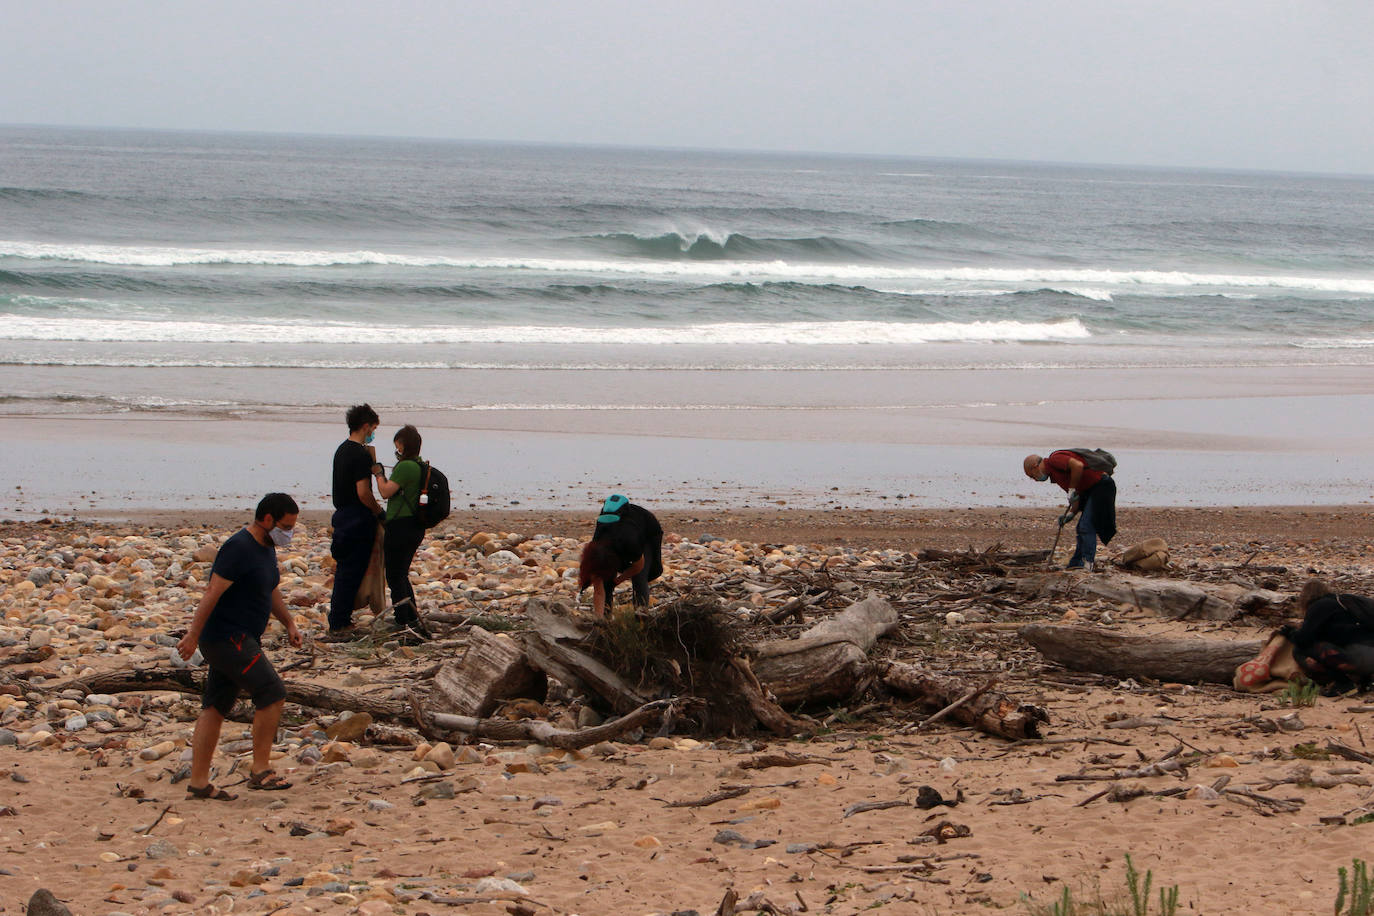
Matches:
[1067,448,1117,475]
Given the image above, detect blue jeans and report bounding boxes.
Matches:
[1068,488,1100,569]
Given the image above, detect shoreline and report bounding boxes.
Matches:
[22,505,1374,559]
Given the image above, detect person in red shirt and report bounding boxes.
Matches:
[1023,450,1118,569]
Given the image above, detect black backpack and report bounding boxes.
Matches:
[1067,448,1117,475]
[410,460,451,528]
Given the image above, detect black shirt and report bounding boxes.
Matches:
[202,528,280,641]
[332,439,373,510]
[1292,594,1374,650]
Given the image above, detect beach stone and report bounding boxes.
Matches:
[140,740,178,760]
[350,749,384,769]
[63,714,87,732]
[26,890,74,916]
[325,711,372,742]
[365,799,395,812]
[0,729,17,746]
[145,838,180,859]
[356,902,392,916]
[416,781,454,800]
[474,876,528,895]
[423,742,455,770]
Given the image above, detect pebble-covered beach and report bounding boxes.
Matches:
[4,508,1374,915]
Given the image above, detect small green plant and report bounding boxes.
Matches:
[1336,858,1374,916]
[1281,677,1320,707]
[1023,855,1179,916]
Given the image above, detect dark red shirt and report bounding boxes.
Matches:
[1044,450,1104,493]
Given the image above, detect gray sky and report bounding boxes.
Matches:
[4,0,1372,173]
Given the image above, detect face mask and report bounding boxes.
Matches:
[364,431,375,444]
[269,526,295,548]
[1035,471,1049,482]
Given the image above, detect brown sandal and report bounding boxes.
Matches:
[186,783,238,801]
[248,769,292,791]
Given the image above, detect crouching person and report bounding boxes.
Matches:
[1284,579,1374,693]
[176,492,303,799]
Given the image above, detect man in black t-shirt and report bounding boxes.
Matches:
[177,492,303,800]
[328,403,384,635]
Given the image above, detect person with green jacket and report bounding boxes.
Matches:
[373,424,431,639]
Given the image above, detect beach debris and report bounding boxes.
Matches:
[1019,623,1265,684]
[881,662,1048,740]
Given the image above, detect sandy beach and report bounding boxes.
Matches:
[4,505,1374,915]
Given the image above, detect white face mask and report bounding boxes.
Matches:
[269,526,296,548]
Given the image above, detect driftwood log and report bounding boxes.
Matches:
[1013,573,1249,620]
[521,600,649,714]
[64,666,411,719]
[423,698,680,749]
[881,662,1049,740]
[1020,624,1265,684]
[752,594,898,707]
[434,626,545,717]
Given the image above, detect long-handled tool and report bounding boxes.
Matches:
[1046,496,1078,568]
[1046,516,1066,568]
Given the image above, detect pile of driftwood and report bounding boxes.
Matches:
[47,540,1349,747]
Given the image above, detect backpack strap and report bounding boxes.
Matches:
[400,458,427,517]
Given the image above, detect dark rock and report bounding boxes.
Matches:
[27,889,73,916]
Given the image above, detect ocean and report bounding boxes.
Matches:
[2,126,1373,514]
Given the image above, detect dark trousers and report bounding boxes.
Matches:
[1068,479,1116,569]
[606,530,664,612]
[329,505,376,630]
[383,515,424,624]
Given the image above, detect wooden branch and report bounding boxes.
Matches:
[729,656,806,736]
[917,677,997,732]
[427,698,676,749]
[663,786,750,808]
[751,595,898,706]
[522,600,647,714]
[56,666,411,720]
[1019,625,1264,684]
[882,662,1048,740]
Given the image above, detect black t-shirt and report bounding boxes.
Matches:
[201,528,280,641]
[332,439,373,510]
[592,502,662,571]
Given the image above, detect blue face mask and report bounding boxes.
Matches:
[1035,471,1049,482]
[364,430,375,444]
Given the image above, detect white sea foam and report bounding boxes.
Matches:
[4,239,1374,296]
[0,316,1091,345]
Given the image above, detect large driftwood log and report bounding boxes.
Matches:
[434,626,545,717]
[881,662,1049,740]
[522,600,648,714]
[1013,572,1240,620]
[425,698,678,749]
[1019,624,1265,684]
[61,666,411,720]
[752,595,899,706]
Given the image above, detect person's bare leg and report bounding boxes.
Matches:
[251,699,285,776]
[189,707,225,789]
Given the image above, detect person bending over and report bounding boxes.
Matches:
[328,403,384,636]
[373,424,431,639]
[1282,579,1374,692]
[177,492,303,800]
[577,495,663,617]
[1024,450,1118,570]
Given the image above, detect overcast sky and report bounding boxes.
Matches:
[3,1,1372,174]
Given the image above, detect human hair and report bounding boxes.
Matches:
[1297,578,1334,614]
[393,424,422,460]
[578,541,619,592]
[255,492,299,522]
[345,403,379,432]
